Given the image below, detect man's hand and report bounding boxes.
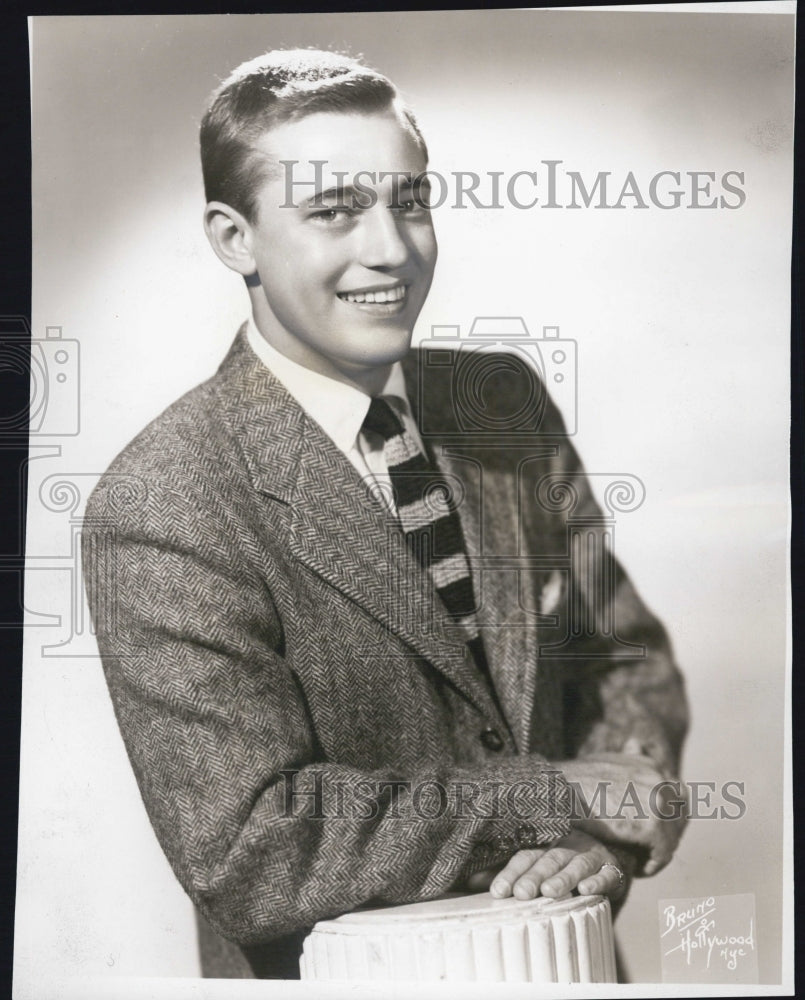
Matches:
[559,742,687,876]
[485,830,626,901]
[456,742,686,898]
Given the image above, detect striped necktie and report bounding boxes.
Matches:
[362,395,494,690]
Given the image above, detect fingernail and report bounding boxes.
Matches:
[513,879,536,899]
[490,879,509,897]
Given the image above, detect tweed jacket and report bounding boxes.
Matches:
[83,326,687,978]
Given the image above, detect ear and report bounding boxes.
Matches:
[203,201,258,278]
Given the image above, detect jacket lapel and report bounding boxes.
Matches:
[402,351,559,750]
[213,329,499,717]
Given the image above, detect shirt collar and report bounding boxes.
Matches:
[246,316,410,454]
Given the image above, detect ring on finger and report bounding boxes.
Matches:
[598,862,625,891]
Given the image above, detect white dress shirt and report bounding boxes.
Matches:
[246,316,424,516]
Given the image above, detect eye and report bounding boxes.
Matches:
[309,206,354,224]
[391,197,426,216]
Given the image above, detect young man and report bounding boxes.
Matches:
[83,49,688,980]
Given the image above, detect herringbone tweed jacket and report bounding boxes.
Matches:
[82,326,687,979]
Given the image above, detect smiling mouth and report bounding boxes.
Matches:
[337,284,408,305]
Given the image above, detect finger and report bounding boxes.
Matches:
[510,848,575,900]
[577,864,622,897]
[644,850,672,877]
[490,849,544,898]
[576,869,621,897]
[645,837,675,876]
[540,850,604,898]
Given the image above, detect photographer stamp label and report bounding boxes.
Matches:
[659,893,757,984]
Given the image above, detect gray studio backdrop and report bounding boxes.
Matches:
[18,6,793,994]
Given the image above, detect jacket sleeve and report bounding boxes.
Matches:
[529,392,689,778]
[534,395,689,880]
[82,471,571,947]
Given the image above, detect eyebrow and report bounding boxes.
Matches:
[305,185,365,205]
[304,177,427,207]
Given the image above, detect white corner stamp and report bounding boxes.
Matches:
[659,893,758,984]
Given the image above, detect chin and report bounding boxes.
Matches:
[361,331,414,363]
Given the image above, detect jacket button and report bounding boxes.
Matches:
[480,727,504,752]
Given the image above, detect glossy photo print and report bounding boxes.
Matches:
[16,5,794,997]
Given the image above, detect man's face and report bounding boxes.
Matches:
[245,110,437,388]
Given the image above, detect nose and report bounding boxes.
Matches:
[357,205,410,270]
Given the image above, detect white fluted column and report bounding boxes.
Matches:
[300,892,617,983]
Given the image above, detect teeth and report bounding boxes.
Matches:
[340,285,406,304]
